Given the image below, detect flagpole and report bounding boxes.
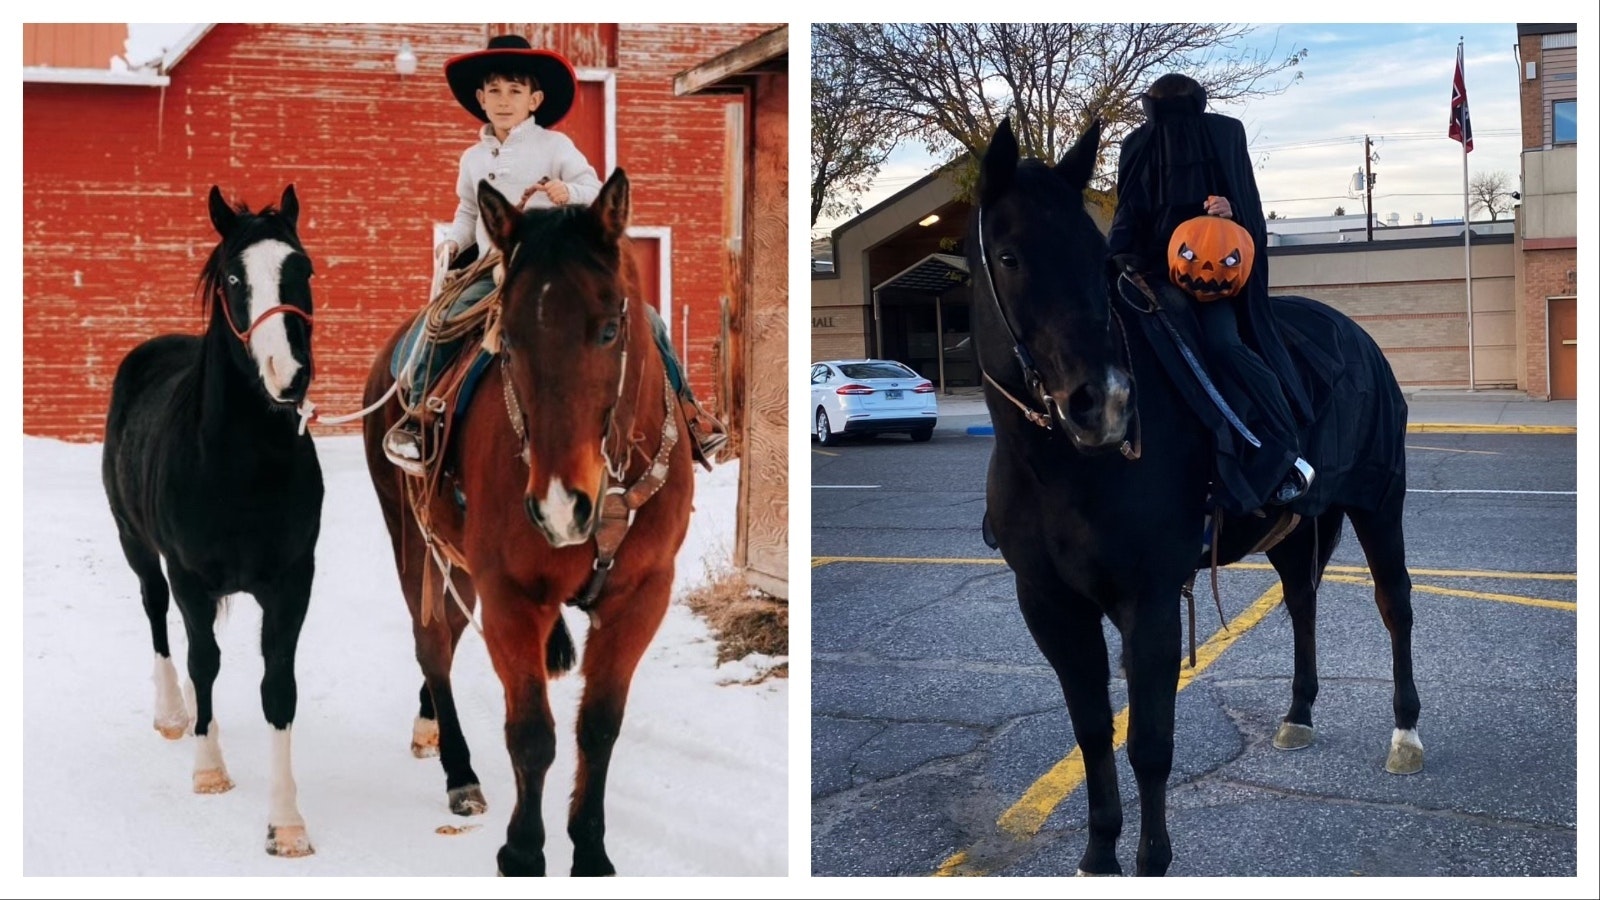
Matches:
[1463,134,1474,392]
[1458,37,1476,392]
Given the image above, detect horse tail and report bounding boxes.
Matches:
[547,615,577,677]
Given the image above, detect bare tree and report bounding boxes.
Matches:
[813,22,1305,196]
[810,34,910,228]
[1469,170,1517,221]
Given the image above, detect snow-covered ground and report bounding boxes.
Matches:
[23,435,786,877]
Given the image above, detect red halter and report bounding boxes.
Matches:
[218,293,313,344]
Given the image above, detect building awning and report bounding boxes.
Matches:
[873,252,970,294]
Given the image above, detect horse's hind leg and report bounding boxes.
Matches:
[1264,509,1346,750]
[414,567,488,817]
[1016,578,1124,876]
[167,566,232,795]
[255,562,315,857]
[1348,495,1423,774]
[568,571,672,877]
[115,528,190,740]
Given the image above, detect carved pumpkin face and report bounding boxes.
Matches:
[1167,215,1255,301]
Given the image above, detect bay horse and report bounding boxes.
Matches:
[970,119,1420,876]
[361,169,695,876]
[102,184,322,857]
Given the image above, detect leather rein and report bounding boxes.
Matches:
[974,205,1142,461]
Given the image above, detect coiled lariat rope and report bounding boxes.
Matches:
[294,252,504,435]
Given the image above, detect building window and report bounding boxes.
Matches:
[1553,98,1576,144]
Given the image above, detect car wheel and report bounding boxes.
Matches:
[816,408,834,445]
[910,427,933,443]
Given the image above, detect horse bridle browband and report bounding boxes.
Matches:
[975,205,1140,460]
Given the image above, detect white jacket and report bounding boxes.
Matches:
[444,119,602,256]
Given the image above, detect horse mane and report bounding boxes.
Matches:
[194,198,305,323]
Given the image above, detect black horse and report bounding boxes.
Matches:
[102,185,323,858]
[970,119,1420,876]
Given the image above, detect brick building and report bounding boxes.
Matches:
[1513,22,1579,400]
[22,22,776,439]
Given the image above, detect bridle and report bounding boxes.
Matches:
[497,291,680,611]
[975,204,1141,460]
[216,280,313,346]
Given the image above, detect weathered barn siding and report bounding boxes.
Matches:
[23,22,775,440]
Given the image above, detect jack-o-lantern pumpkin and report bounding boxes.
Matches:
[1167,215,1255,301]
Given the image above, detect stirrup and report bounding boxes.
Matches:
[684,403,729,471]
[1269,457,1315,506]
[383,419,428,477]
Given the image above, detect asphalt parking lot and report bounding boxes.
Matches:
[809,393,1579,877]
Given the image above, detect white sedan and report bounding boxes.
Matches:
[810,359,938,445]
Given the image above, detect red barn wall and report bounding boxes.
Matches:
[22,22,776,440]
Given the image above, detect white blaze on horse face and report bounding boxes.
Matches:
[240,239,302,401]
[539,477,590,547]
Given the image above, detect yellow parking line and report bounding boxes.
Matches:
[1406,444,1501,455]
[813,448,839,457]
[1226,561,1575,582]
[935,584,1284,876]
[815,557,1575,583]
[1407,423,1575,434]
[1320,574,1577,611]
[812,555,1004,567]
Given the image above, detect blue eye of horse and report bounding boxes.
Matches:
[600,322,619,344]
[227,274,240,286]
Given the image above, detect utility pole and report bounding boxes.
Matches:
[1365,135,1376,242]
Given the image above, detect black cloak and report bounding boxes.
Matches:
[1108,91,1314,424]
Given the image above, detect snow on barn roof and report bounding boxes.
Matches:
[22,23,212,87]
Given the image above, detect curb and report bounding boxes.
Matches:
[1407,423,1576,434]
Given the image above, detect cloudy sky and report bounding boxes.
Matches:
[814,22,1534,235]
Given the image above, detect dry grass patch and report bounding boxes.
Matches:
[682,562,787,680]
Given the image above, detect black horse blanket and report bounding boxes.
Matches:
[1127,287,1408,516]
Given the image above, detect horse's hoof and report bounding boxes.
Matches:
[572,846,616,877]
[266,824,315,857]
[193,768,234,794]
[154,716,191,741]
[448,784,488,816]
[1386,729,1424,775]
[411,716,439,758]
[1076,868,1121,877]
[1273,722,1315,750]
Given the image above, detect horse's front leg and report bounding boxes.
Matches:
[479,583,563,877]
[1016,576,1123,876]
[412,565,488,816]
[256,562,315,857]
[1120,587,1182,876]
[568,568,673,876]
[169,567,232,796]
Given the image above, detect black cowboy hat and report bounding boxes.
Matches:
[444,34,577,127]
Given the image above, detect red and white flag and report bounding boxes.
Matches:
[1449,42,1474,152]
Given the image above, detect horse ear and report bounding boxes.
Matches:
[279,184,299,227]
[1056,119,1101,193]
[208,185,237,236]
[593,167,630,242]
[478,179,520,254]
[979,118,1018,205]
